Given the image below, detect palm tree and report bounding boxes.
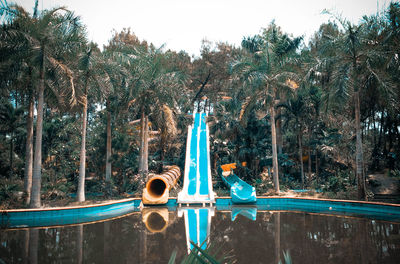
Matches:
[101,49,132,185]
[231,23,302,192]
[1,2,37,203]
[303,22,341,183]
[76,43,112,201]
[364,3,400,171]
[1,4,85,207]
[24,86,34,203]
[125,47,186,184]
[277,91,309,188]
[321,11,396,199]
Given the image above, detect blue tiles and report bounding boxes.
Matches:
[2,197,399,229]
[1,199,141,228]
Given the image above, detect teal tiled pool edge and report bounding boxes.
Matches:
[216,197,400,222]
[1,199,141,228]
[2,197,400,228]
[178,197,400,222]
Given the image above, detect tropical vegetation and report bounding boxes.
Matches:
[1,1,400,208]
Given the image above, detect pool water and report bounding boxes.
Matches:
[1,210,399,263]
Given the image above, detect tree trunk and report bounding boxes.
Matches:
[372,112,378,170]
[158,129,165,174]
[105,101,112,182]
[355,91,366,200]
[298,131,305,188]
[270,104,280,193]
[138,111,146,189]
[315,150,319,183]
[139,111,145,175]
[9,135,13,178]
[30,51,45,208]
[77,80,88,202]
[143,114,149,182]
[24,90,34,204]
[276,114,283,155]
[351,39,366,200]
[308,127,312,182]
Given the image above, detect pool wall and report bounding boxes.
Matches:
[216,197,400,222]
[1,198,141,228]
[1,197,399,228]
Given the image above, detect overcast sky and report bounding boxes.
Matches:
[15,0,390,56]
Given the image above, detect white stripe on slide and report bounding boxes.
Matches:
[195,113,201,197]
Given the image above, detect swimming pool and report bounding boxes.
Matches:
[1,207,399,263]
[1,197,399,263]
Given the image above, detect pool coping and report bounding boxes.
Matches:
[2,196,399,212]
[1,196,399,228]
[1,198,141,213]
[1,198,142,229]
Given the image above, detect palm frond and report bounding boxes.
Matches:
[47,56,77,106]
[162,104,177,137]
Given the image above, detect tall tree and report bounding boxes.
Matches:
[231,23,302,192]
[1,4,85,207]
[0,2,37,203]
[277,91,308,188]
[113,45,186,184]
[137,48,185,182]
[76,43,111,201]
[322,11,395,199]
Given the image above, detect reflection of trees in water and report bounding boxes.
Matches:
[23,229,29,264]
[274,212,281,264]
[76,225,83,264]
[280,213,400,263]
[103,221,110,263]
[140,211,185,263]
[0,212,400,263]
[28,228,38,264]
[209,211,400,264]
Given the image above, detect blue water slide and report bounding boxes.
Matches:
[218,166,257,204]
[187,114,200,195]
[199,113,209,195]
[178,106,215,204]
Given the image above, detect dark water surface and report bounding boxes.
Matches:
[1,210,399,263]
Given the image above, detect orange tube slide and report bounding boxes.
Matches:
[142,165,181,205]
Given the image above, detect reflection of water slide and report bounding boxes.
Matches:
[219,163,257,204]
[178,207,214,254]
[178,104,215,204]
[231,206,257,221]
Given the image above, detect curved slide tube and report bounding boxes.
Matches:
[219,163,257,204]
[142,165,181,205]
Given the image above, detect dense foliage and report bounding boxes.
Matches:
[1,1,399,207]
